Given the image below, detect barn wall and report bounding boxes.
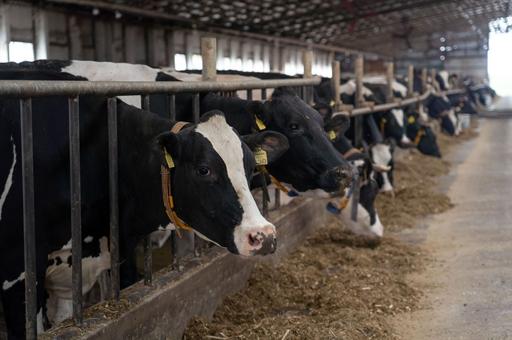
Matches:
[1,3,334,76]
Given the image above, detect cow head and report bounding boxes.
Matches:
[405,111,441,158]
[370,140,395,193]
[156,111,288,256]
[250,88,353,195]
[376,109,412,146]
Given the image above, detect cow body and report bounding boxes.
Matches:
[0,64,282,338]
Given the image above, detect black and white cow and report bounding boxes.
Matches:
[0,65,288,338]
[41,60,353,196]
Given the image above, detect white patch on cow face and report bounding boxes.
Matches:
[380,172,394,193]
[371,143,392,169]
[369,213,384,237]
[62,60,160,108]
[391,109,404,128]
[2,271,25,291]
[195,115,276,256]
[447,109,460,136]
[362,76,407,98]
[0,136,16,221]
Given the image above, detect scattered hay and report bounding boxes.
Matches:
[184,121,479,340]
[185,223,425,340]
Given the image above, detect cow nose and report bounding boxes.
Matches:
[247,226,277,256]
[329,165,353,188]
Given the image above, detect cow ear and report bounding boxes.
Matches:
[241,131,289,164]
[325,113,350,139]
[156,132,181,164]
[247,101,270,126]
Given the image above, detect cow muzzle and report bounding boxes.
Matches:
[321,165,353,192]
[239,224,277,256]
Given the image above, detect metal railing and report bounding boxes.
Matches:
[0,37,319,339]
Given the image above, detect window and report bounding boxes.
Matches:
[243,59,254,72]
[8,42,34,63]
[174,54,187,71]
[190,54,203,70]
[488,17,512,95]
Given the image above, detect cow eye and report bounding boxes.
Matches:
[289,123,299,131]
[196,166,211,177]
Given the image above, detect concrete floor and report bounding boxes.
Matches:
[393,117,512,339]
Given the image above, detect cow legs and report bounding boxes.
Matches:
[0,264,47,339]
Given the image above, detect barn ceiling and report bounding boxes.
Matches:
[47,0,511,57]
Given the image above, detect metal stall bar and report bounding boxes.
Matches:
[107,97,120,300]
[352,55,365,223]
[68,96,83,325]
[302,50,313,105]
[20,98,37,340]
[141,94,153,285]
[191,93,201,256]
[0,78,321,97]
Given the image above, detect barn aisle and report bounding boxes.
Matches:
[393,117,512,339]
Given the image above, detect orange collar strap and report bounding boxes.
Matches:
[414,128,426,145]
[161,121,194,237]
[257,165,298,197]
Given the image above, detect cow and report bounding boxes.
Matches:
[0,65,289,338]
[38,60,353,196]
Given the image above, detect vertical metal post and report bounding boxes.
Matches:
[167,94,180,267]
[302,50,313,105]
[352,55,365,223]
[192,93,201,257]
[192,94,200,123]
[386,62,394,102]
[407,65,414,96]
[20,98,37,340]
[141,95,152,285]
[421,68,428,94]
[246,89,253,101]
[107,98,120,300]
[169,94,176,121]
[68,96,83,325]
[354,54,364,147]
[261,88,267,101]
[201,37,217,81]
[331,60,341,110]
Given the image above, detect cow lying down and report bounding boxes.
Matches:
[0,65,291,337]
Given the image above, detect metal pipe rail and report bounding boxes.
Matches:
[332,88,466,117]
[0,78,320,97]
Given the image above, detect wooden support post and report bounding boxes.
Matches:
[386,62,394,102]
[331,60,341,111]
[201,37,216,81]
[0,3,10,62]
[302,49,313,105]
[355,54,364,108]
[271,39,280,72]
[34,8,49,60]
[407,64,414,97]
[421,68,428,94]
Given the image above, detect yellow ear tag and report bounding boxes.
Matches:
[164,150,175,168]
[255,117,266,131]
[329,100,336,107]
[408,116,416,124]
[254,147,268,166]
[328,130,337,141]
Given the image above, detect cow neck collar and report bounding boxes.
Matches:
[414,127,426,145]
[253,116,299,198]
[161,121,194,237]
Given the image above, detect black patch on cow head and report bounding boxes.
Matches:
[156,111,260,254]
[359,179,379,226]
[256,87,352,193]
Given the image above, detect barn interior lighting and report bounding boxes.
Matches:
[92,7,100,16]
[174,53,187,71]
[115,11,122,19]
[488,17,512,95]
